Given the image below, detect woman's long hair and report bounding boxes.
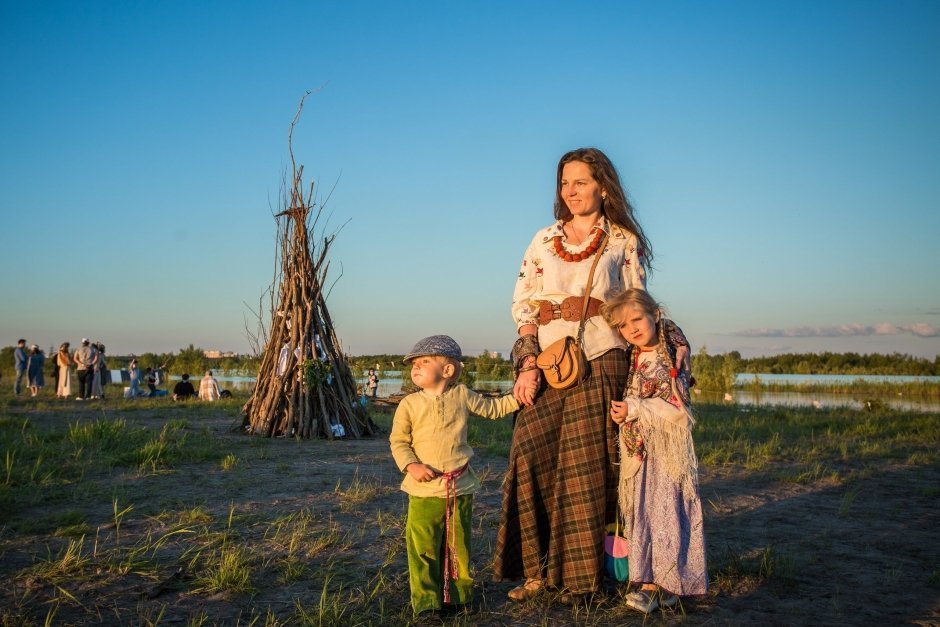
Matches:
[554,147,653,271]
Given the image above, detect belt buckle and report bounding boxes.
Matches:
[560,298,578,321]
[539,300,555,325]
[539,301,561,325]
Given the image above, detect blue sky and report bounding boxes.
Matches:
[2,1,939,359]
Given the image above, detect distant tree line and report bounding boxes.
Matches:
[690,348,940,393]
[735,351,939,376]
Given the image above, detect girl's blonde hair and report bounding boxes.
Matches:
[602,288,660,326]
[601,288,676,374]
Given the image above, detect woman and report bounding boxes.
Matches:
[27,345,45,397]
[493,147,684,603]
[90,343,107,399]
[55,343,72,398]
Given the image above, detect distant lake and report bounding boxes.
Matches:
[736,373,940,384]
[698,389,939,412]
[372,373,940,412]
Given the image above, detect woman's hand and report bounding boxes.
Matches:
[513,368,541,407]
[676,345,691,377]
[406,462,441,482]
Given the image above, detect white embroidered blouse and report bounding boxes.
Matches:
[511,217,647,361]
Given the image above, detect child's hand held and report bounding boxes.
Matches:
[610,400,627,424]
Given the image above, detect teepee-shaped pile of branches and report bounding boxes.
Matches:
[242,96,376,439]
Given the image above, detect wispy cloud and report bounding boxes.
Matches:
[735,322,940,338]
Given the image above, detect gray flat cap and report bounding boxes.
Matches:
[404,335,462,364]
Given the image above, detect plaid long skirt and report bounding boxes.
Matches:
[493,350,628,592]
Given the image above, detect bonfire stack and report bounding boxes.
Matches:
[242,100,376,439]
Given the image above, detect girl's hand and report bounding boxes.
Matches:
[406,463,441,482]
[611,398,640,424]
[513,368,541,407]
[610,400,629,424]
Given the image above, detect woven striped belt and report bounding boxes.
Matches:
[441,462,468,603]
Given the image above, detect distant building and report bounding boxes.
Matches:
[204,350,237,359]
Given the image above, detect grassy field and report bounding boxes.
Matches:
[0,387,938,625]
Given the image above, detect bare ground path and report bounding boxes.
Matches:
[0,400,938,625]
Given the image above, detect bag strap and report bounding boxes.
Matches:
[576,232,609,347]
[571,232,609,386]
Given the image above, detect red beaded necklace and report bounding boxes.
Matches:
[553,226,606,262]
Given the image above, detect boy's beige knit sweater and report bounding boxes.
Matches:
[390,383,519,498]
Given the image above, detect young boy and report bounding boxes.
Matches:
[390,335,519,615]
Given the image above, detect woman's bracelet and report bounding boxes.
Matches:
[511,334,540,377]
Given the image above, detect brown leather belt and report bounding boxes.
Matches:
[537,297,604,325]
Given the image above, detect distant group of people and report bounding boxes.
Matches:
[13,337,109,400]
[11,338,226,402]
[124,358,163,398]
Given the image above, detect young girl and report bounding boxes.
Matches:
[603,288,707,613]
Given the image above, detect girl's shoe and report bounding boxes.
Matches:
[625,588,678,613]
[507,578,543,602]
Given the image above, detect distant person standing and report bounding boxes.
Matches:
[199,370,221,401]
[56,343,72,398]
[367,368,379,398]
[128,358,141,398]
[27,345,45,397]
[91,343,107,399]
[13,339,28,396]
[49,346,59,389]
[72,338,98,400]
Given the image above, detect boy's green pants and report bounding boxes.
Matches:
[406,494,473,613]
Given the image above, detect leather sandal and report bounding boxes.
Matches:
[559,590,592,606]
[507,578,543,602]
[558,592,589,606]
